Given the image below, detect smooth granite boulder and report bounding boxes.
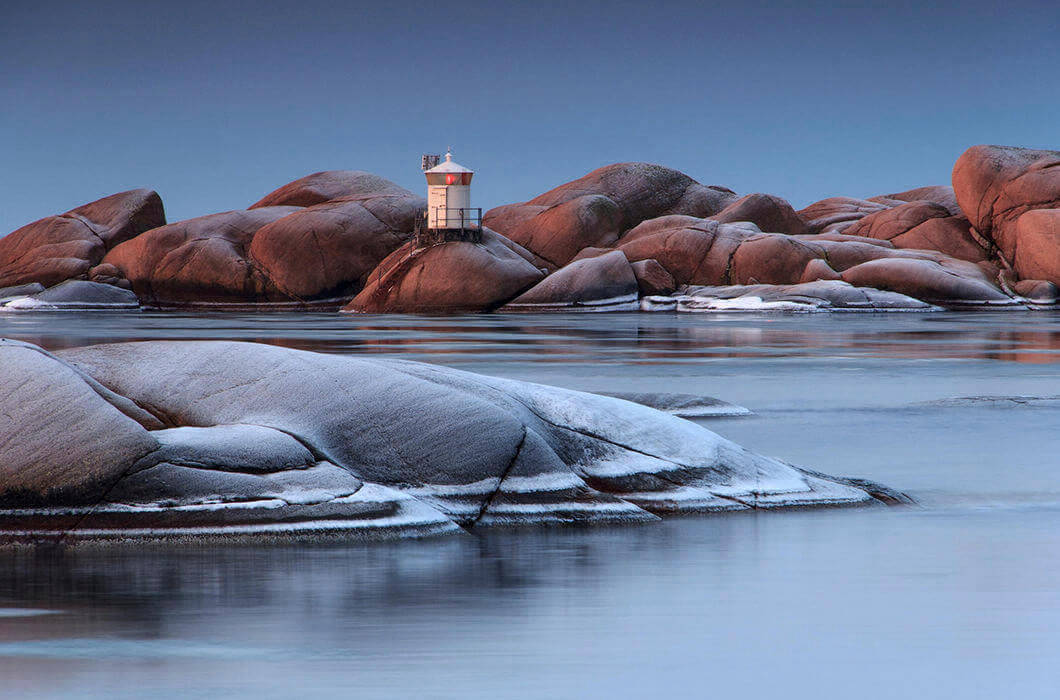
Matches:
[709,193,809,235]
[952,146,1060,267]
[1,280,140,310]
[0,339,894,543]
[250,170,415,209]
[483,163,737,267]
[839,258,1012,305]
[104,207,301,306]
[870,185,962,216]
[1012,278,1058,303]
[630,259,676,296]
[504,250,638,310]
[345,228,545,313]
[844,201,989,263]
[1011,209,1060,284]
[0,283,45,301]
[246,194,422,301]
[0,189,165,289]
[797,197,891,234]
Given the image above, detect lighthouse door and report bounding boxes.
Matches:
[428,186,447,228]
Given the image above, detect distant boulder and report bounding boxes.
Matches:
[869,185,961,217]
[839,258,1012,306]
[709,193,809,235]
[483,163,737,267]
[631,259,676,296]
[797,196,891,234]
[345,228,545,313]
[105,173,424,307]
[104,207,301,306]
[504,250,638,310]
[843,201,989,263]
[0,189,164,289]
[953,145,1060,283]
[250,170,415,209]
[28,280,139,309]
[1012,278,1058,304]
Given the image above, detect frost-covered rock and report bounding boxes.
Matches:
[677,281,937,312]
[1,280,140,310]
[0,340,897,544]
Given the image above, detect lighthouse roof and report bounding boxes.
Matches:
[425,151,473,174]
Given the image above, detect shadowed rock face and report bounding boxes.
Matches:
[345,228,545,313]
[0,340,890,543]
[953,145,1060,283]
[483,163,737,267]
[504,250,638,310]
[105,173,424,307]
[0,190,164,289]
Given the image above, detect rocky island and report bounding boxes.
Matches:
[1,144,1058,312]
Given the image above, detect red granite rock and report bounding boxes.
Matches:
[952,145,1060,274]
[345,228,545,313]
[709,193,809,235]
[0,189,164,289]
[483,163,737,267]
[797,196,891,234]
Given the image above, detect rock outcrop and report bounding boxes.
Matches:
[0,339,894,543]
[483,163,737,267]
[345,228,545,313]
[0,190,164,289]
[104,172,424,307]
[615,214,1011,306]
[843,201,989,263]
[4,143,1059,312]
[953,145,1060,284]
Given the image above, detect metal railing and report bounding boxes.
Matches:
[429,206,481,231]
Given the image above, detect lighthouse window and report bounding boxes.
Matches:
[446,173,458,185]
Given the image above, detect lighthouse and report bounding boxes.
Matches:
[418,150,481,245]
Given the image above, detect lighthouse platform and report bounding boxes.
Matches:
[414,207,483,246]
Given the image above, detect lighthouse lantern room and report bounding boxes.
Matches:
[419,150,481,243]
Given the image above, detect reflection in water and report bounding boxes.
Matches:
[2,310,1060,363]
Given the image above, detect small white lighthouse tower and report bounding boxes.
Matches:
[419,150,480,244]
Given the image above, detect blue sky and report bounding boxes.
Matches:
[2,0,1058,233]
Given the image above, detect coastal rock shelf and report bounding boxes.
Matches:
[1,144,1058,312]
[0,339,901,544]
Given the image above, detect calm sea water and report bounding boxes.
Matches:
[1,310,1059,699]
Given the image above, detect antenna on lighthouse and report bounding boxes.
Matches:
[421,153,441,172]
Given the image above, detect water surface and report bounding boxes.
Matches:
[1,310,1058,699]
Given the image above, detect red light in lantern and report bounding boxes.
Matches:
[446,173,457,185]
